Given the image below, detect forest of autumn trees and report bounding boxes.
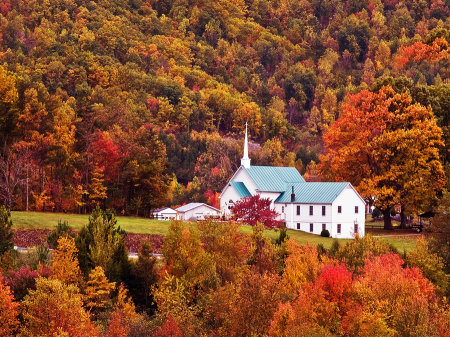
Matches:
[3,209,450,336]
[1,0,450,215]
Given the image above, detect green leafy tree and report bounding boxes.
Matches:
[76,205,131,283]
[330,235,398,273]
[47,220,75,249]
[130,240,158,311]
[406,237,449,296]
[0,205,13,256]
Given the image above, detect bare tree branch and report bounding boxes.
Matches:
[0,142,28,215]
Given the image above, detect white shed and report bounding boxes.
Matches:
[176,203,220,221]
[152,207,177,220]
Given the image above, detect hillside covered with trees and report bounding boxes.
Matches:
[1,0,450,214]
[2,207,450,336]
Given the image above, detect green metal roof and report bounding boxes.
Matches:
[243,166,305,192]
[275,182,349,203]
[230,182,252,198]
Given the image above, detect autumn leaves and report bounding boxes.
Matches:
[319,86,445,229]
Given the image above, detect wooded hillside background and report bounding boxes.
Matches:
[2,0,450,214]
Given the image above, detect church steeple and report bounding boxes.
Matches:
[241,122,251,168]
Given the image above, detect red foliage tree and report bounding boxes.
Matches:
[204,189,220,209]
[146,98,159,114]
[154,315,182,337]
[6,264,51,302]
[106,310,130,337]
[92,131,120,184]
[232,195,280,229]
[315,264,354,313]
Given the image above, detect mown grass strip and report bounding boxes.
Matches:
[10,211,418,251]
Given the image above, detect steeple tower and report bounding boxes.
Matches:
[241,122,251,168]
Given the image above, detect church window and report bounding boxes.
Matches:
[355,206,359,213]
[338,206,342,213]
[322,224,326,231]
[296,206,300,215]
[310,223,313,232]
[309,206,313,215]
[297,223,300,229]
[322,206,326,216]
[337,224,341,234]
[282,206,284,213]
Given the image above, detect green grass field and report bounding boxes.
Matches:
[10,211,418,251]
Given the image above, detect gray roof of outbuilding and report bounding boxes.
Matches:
[243,166,305,192]
[275,182,349,204]
[153,207,169,212]
[176,203,219,213]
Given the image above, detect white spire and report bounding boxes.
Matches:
[241,122,251,168]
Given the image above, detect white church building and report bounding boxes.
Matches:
[219,125,366,239]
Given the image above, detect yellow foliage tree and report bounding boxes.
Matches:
[51,236,81,285]
[0,65,18,104]
[279,239,321,296]
[232,102,262,136]
[115,284,137,319]
[89,166,107,205]
[85,266,116,313]
[20,278,101,337]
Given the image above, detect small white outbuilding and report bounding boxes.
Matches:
[176,203,220,221]
[152,207,177,220]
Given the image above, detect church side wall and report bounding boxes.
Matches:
[274,187,365,239]
[259,192,282,208]
[330,187,366,238]
[220,185,241,217]
[275,203,333,235]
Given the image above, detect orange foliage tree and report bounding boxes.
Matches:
[394,37,450,69]
[348,253,437,335]
[319,86,444,229]
[0,278,19,336]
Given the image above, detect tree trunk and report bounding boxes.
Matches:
[383,208,393,230]
[6,195,11,217]
[400,208,407,229]
[26,166,29,211]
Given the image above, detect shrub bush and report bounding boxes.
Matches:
[371,208,382,219]
[320,229,330,237]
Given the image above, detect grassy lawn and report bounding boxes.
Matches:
[10,211,419,251]
[10,211,171,235]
